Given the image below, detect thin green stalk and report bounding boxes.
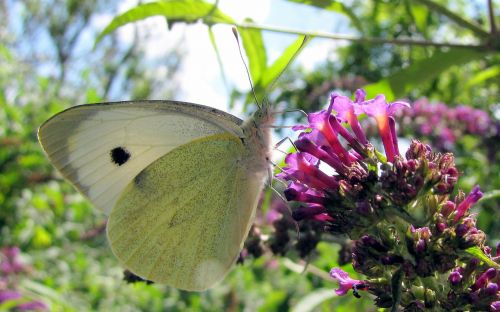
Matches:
[230,21,488,50]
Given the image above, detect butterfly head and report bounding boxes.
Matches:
[252,103,274,127]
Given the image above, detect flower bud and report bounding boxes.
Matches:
[448,268,463,285]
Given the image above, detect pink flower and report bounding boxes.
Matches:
[357,94,410,162]
[277,153,338,190]
[330,91,368,145]
[307,111,352,165]
[471,268,497,291]
[329,268,367,296]
[453,185,483,222]
[1,246,25,275]
[491,301,500,311]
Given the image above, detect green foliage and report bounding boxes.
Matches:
[1,0,499,311]
[363,48,488,100]
[96,0,235,44]
[238,19,268,84]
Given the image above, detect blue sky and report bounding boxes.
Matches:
[93,0,353,116]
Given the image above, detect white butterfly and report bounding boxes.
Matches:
[38,100,274,291]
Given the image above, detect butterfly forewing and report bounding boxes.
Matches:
[38,101,244,214]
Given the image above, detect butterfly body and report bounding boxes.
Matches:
[241,105,274,174]
[38,101,274,291]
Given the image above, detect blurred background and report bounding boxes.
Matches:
[1,0,499,310]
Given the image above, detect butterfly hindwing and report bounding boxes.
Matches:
[37,101,244,214]
[106,133,263,291]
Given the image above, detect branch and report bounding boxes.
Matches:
[488,0,497,35]
[233,21,487,50]
[415,0,490,38]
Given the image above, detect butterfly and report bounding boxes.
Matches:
[38,100,274,291]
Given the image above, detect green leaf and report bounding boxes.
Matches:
[409,4,429,35]
[260,35,310,90]
[96,0,234,44]
[32,226,52,248]
[464,246,500,268]
[208,26,229,91]
[390,268,403,312]
[286,0,363,32]
[364,48,487,100]
[465,65,500,88]
[238,19,268,84]
[291,288,333,312]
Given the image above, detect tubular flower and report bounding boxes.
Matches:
[330,268,368,297]
[356,94,410,162]
[274,89,498,311]
[453,185,483,222]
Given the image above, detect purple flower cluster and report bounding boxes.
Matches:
[275,90,499,311]
[397,98,495,152]
[0,246,47,311]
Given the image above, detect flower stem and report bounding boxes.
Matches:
[232,21,488,50]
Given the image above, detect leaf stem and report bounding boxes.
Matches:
[414,0,490,38]
[231,21,487,50]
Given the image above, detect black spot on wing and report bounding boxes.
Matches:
[110,147,130,166]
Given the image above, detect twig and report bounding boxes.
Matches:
[415,0,490,38]
[231,21,487,50]
[488,0,497,35]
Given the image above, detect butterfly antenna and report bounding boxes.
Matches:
[272,108,308,118]
[232,27,261,109]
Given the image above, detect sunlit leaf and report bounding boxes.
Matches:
[464,246,500,268]
[96,0,234,44]
[364,48,487,100]
[238,19,268,85]
[260,35,310,89]
[465,65,500,88]
[409,4,429,35]
[33,226,52,248]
